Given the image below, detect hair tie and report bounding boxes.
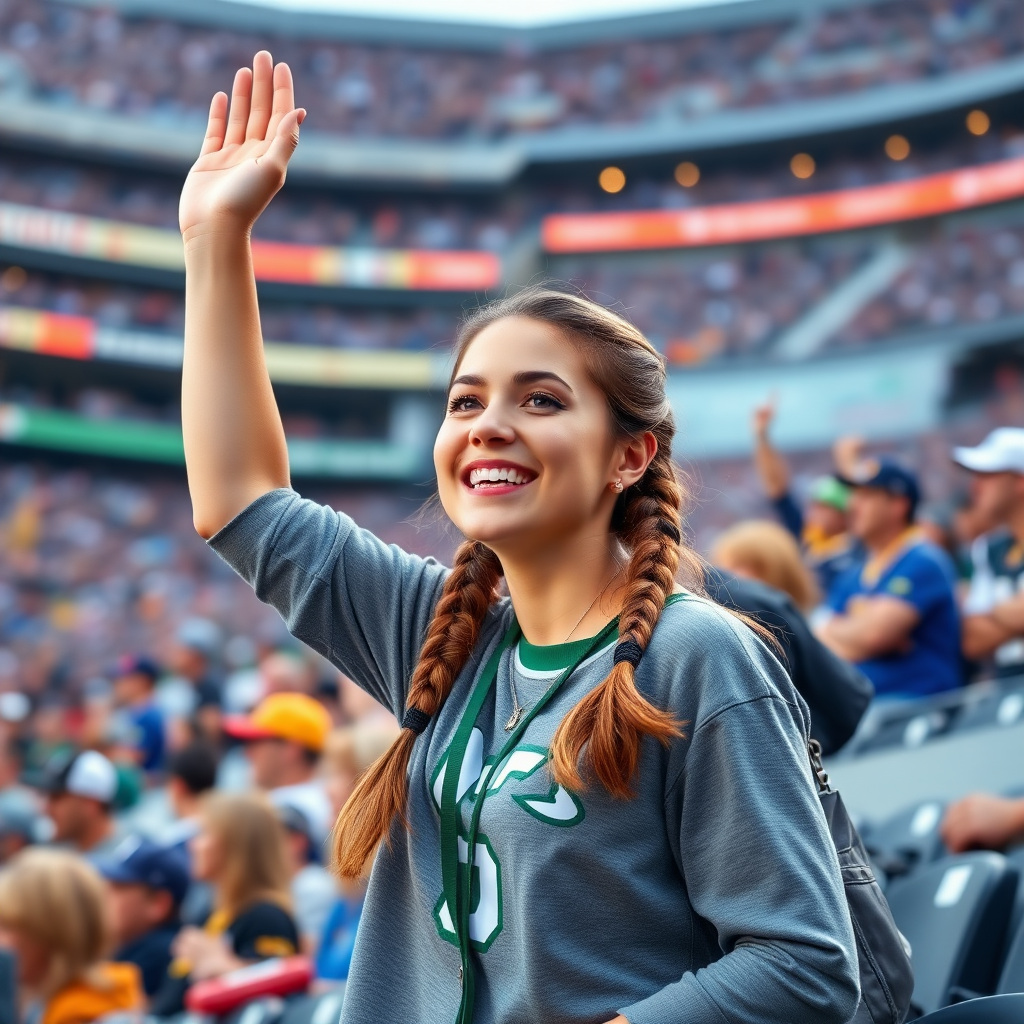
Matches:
[613,638,644,667]
[658,519,681,544]
[402,707,431,735]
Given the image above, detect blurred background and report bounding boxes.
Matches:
[1,0,1024,1020]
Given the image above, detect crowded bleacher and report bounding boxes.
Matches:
[0,0,1023,1021]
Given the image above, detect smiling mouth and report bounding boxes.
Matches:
[465,466,535,489]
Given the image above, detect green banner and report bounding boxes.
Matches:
[0,405,423,480]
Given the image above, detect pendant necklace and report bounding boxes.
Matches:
[505,564,622,732]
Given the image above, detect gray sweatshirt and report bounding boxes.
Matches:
[210,490,860,1024]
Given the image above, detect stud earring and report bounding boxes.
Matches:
[611,480,624,493]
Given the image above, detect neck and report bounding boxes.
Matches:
[498,529,625,646]
[273,764,314,788]
[865,520,912,556]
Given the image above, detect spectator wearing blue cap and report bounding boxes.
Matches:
[955,428,1024,679]
[817,456,963,699]
[110,656,165,777]
[97,837,189,999]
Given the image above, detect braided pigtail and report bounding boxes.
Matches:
[332,540,501,878]
[550,441,689,798]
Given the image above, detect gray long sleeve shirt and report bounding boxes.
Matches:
[210,490,860,1024]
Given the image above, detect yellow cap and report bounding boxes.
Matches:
[224,692,332,753]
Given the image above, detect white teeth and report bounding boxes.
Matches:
[467,467,530,487]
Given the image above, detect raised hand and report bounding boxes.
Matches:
[179,51,305,243]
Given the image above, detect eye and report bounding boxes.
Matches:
[447,393,481,414]
[524,391,565,411]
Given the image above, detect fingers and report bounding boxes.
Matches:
[224,66,253,148]
[246,50,275,142]
[199,92,228,155]
[262,108,305,174]
[267,61,297,139]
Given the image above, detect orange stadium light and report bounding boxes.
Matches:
[598,166,627,193]
[674,162,700,187]
[541,154,1024,253]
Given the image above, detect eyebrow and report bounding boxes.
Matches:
[449,370,574,393]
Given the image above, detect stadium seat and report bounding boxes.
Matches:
[864,800,948,879]
[996,915,1024,996]
[221,997,287,1024]
[1007,848,1024,942]
[912,993,1024,1021]
[0,949,15,1024]
[885,853,1018,1014]
[952,681,1024,735]
[277,989,346,1024]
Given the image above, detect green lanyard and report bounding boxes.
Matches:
[438,613,620,1024]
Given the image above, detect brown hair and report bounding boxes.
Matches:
[711,519,821,613]
[332,287,702,878]
[200,792,293,916]
[0,848,110,1000]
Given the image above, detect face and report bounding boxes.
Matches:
[847,487,908,542]
[189,822,224,882]
[108,883,171,945]
[434,317,644,558]
[0,925,50,988]
[805,501,847,538]
[969,471,1022,530]
[45,792,89,844]
[244,738,287,789]
[112,672,149,706]
[324,765,357,818]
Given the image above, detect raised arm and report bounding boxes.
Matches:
[179,53,305,538]
[751,401,790,501]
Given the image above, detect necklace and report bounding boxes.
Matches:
[504,564,622,731]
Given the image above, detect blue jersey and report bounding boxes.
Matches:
[829,538,962,699]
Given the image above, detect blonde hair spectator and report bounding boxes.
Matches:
[0,848,142,1024]
[711,519,821,612]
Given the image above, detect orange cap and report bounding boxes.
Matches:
[223,692,332,753]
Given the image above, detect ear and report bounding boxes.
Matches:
[614,431,658,490]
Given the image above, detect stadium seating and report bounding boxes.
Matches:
[885,853,1019,1014]
[915,994,1024,1022]
[863,801,949,880]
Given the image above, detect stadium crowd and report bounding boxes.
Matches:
[0,352,1022,1017]
[3,0,1022,138]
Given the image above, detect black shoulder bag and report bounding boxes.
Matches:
[809,739,915,1024]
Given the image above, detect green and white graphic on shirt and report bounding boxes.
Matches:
[430,729,585,950]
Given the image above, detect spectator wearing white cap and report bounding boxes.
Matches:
[956,428,1024,678]
[36,749,124,856]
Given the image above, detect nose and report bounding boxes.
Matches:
[468,402,516,448]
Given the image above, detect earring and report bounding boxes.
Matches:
[611,480,624,493]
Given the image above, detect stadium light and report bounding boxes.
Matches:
[966,109,991,136]
[885,134,911,161]
[675,161,700,188]
[790,153,815,179]
[0,266,26,291]
[599,166,626,193]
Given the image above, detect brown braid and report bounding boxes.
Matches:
[549,441,690,797]
[332,539,501,878]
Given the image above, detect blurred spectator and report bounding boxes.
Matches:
[315,723,398,982]
[97,838,189,999]
[35,749,124,856]
[162,741,218,854]
[259,650,313,697]
[705,567,873,755]
[109,656,165,777]
[940,793,1024,853]
[163,619,223,748]
[817,459,963,699]
[0,848,143,1024]
[0,788,39,864]
[751,403,860,597]
[151,793,298,1016]
[224,693,333,844]
[276,804,335,955]
[710,520,821,613]
[956,429,1024,677]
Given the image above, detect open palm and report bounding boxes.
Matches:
[179,51,305,242]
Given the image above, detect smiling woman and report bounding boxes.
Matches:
[180,52,861,1024]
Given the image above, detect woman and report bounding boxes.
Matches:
[149,792,298,1015]
[0,848,142,1024]
[711,519,822,612]
[179,53,860,1024]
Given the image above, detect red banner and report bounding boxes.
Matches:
[542,156,1024,253]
